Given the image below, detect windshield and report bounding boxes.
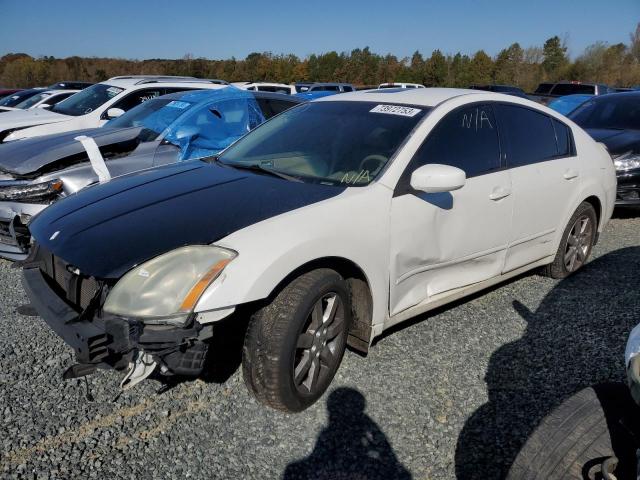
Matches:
[51,83,124,116]
[219,101,428,186]
[0,89,41,107]
[569,95,640,130]
[14,92,50,109]
[106,98,192,139]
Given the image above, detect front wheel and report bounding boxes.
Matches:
[242,268,351,412]
[542,202,597,279]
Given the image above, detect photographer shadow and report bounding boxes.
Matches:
[455,247,640,479]
[283,387,412,480]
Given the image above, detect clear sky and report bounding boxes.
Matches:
[1,0,638,60]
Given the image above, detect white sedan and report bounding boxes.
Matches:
[22,88,617,412]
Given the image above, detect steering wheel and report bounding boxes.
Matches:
[358,154,388,175]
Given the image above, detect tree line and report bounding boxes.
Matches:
[2,25,640,91]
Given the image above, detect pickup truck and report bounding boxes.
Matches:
[530,81,615,105]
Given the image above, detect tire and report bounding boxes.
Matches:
[507,383,639,480]
[542,202,597,279]
[242,268,352,412]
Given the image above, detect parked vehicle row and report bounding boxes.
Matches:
[7,86,616,413]
[0,87,302,260]
[0,76,225,143]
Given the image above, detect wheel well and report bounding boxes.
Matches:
[270,257,373,354]
[584,195,602,226]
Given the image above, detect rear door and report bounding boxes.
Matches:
[494,103,581,271]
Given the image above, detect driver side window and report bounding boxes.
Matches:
[396,103,501,195]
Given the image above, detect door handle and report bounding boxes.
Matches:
[489,186,511,201]
[563,169,579,180]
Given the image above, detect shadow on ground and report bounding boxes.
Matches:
[455,247,640,479]
[283,387,412,480]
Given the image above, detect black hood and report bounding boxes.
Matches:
[0,126,145,177]
[584,128,640,156]
[29,161,345,279]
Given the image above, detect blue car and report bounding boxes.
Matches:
[295,82,355,100]
[548,94,593,116]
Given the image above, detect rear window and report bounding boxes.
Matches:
[550,84,595,96]
[495,104,559,167]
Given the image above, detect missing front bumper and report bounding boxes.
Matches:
[22,267,212,378]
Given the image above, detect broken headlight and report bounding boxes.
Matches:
[103,245,237,325]
[613,151,640,172]
[0,179,63,201]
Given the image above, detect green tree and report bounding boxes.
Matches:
[542,36,568,79]
[425,49,447,86]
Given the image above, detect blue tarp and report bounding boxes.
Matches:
[163,88,265,160]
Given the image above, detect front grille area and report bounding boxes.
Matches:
[35,247,102,312]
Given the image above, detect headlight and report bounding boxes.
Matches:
[103,245,237,324]
[613,151,640,171]
[0,179,62,201]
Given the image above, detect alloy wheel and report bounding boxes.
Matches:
[564,214,594,272]
[293,292,345,394]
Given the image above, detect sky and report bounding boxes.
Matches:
[1,0,638,60]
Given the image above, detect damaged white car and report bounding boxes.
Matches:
[22,88,616,412]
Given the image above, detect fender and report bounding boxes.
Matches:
[195,184,393,336]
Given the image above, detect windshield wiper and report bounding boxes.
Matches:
[219,162,303,182]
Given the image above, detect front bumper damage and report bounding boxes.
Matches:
[22,247,214,387]
[0,202,46,261]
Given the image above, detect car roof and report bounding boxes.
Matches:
[152,88,304,104]
[311,82,352,87]
[318,87,483,107]
[102,76,226,89]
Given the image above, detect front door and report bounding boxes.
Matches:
[389,103,513,316]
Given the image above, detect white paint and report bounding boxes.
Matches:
[74,135,111,183]
[179,89,614,347]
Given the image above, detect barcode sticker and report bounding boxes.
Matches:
[370,104,421,117]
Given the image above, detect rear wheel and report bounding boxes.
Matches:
[242,268,351,412]
[542,202,597,279]
[507,383,639,480]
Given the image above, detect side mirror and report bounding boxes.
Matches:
[37,103,52,109]
[410,164,466,193]
[106,107,125,119]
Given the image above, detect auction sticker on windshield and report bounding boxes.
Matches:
[166,101,191,109]
[106,87,124,97]
[370,104,422,117]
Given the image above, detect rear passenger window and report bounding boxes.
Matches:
[552,118,571,156]
[495,104,558,167]
[410,104,501,178]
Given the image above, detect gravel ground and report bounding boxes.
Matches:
[1,212,639,480]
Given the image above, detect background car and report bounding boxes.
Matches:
[0,89,79,112]
[21,88,616,413]
[531,81,614,105]
[468,84,529,98]
[295,82,355,100]
[0,76,225,143]
[0,88,23,101]
[568,91,640,206]
[378,82,425,89]
[0,88,302,260]
[547,93,593,116]
[238,82,296,95]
